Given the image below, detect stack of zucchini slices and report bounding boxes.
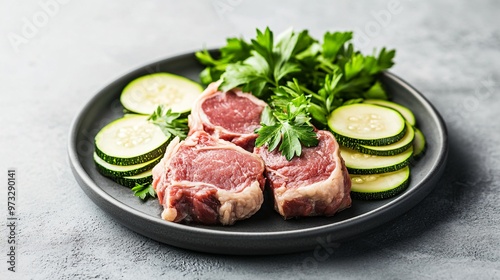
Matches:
[328,100,426,200]
[93,73,203,188]
[93,114,169,187]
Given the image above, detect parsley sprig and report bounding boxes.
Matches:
[131,183,156,200]
[219,28,314,99]
[196,27,396,160]
[256,80,318,160]
[148,105,189,140]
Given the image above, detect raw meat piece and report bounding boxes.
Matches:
[152,131,266,225]
[255,130,351,219]
[188,82,267,151]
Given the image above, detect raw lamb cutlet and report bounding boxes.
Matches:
[255,130,351,219]
[152,130,266,225]
[189,81,267,151]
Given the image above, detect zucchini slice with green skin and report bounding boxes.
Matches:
[120,72,203,115]
[340,146,413,175]
[413,128,426,158]
[350,166,410,200]
[328,103,406,146]
[354,123,415,156]
[93,152,161,178]
[363,99,416,126]
[112,170,153,188]
[94,115,169,166]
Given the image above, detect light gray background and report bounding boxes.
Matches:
[1,0,499,279]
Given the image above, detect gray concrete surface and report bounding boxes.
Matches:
[1,0,499,279]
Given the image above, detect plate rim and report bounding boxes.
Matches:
[68,51,448,253]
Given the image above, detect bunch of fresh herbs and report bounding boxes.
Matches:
[197,27,395,160]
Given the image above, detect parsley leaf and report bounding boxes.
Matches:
[148,105,189,140]
[221,37,253,62]
[364,80,389,99]
[377,47,396,70]
[255,117,281,151]
[322,31,353,60]
[131,183,156,200]
[280,122,317,159]
[251,27,274,66]
[195,37,252,85]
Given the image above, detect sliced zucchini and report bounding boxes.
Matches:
[328,103,406,146]
[350,166,410,200]
[413,128,426,158]
[354,123,415,156]
[112,170,153,188]
[340,146,413,175]
[94,115,169,166]
[93,152,161,178]
[363,99,416,126]
[120,72,203,115]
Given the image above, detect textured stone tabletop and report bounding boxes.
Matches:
[1,0,499,279]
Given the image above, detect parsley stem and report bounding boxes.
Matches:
[319,64,333,74]
[265,76,277,87]
[299,85,316,96]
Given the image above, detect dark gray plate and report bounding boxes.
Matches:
[68,51,448,255]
